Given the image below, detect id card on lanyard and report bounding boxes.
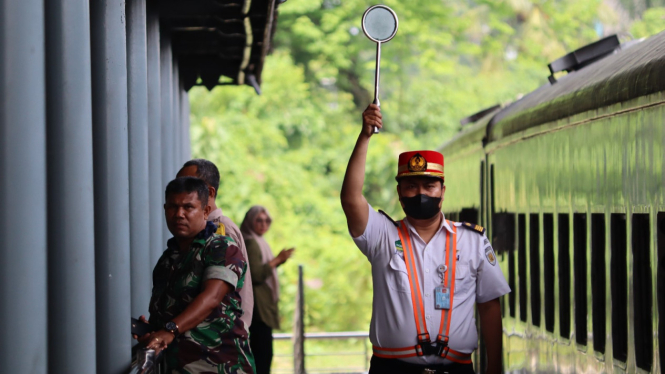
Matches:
[434,285,450,310]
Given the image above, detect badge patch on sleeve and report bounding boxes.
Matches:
[395,240,403,252]
[485,246,497,266]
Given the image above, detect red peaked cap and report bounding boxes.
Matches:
[396,150,444,181]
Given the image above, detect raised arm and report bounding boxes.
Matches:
[341,104,382,237]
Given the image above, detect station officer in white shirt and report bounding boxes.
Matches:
[340,104,510,374]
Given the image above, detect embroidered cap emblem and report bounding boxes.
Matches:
[408,153,427,172]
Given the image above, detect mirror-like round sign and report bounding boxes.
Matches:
[362,5,398,43]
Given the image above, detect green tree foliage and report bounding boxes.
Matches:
[191,52,383,331]
[631,7,665,38]
[190,1,665,332]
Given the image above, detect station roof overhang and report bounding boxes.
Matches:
[158,0,282,93]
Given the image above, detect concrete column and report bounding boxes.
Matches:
[44,0,97,371]
[147,4,163,266]
[160,32,173,243]
[90,0,132,372]
[172,58,181,168]
[181,86,191,160]
[0,1,47,372]
[126,0,151,318]
[160,32,173,186]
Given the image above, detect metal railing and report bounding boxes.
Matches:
[129,344,165,374]
[273,331,370,374]
[130,332,371,374]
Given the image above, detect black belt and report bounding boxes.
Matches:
[369,355,475,374]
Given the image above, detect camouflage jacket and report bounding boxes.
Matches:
[149,222,254,373]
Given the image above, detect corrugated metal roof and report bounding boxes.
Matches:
[158,0,280,92]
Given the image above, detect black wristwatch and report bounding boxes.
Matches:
[165,321,180,337]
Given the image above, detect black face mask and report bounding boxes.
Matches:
[400,194,442,220]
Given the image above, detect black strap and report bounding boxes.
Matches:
[379,209,399,227]
[369,355,475,374]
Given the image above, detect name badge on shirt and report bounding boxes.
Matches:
[434,285,450,310]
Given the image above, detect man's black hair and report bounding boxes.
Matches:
[165,177,209,207]
[182,159,220,198]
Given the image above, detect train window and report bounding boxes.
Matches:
[518,214,527,322]
[530,214,541,327]
[459,208,479,224]
[632,213,652,371]
[480,161,485,225]
[493,213,516,317]
[591,214,605,353]
[611,214,627,362]
[573,213,587,346]
[658,213,664,368]
[492,213,515,254]
[543,214,554,333]
[508,244,516,318]
[558,214,571,339]
[490,165,495,239]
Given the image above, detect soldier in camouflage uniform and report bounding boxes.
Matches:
[139,177,254,373]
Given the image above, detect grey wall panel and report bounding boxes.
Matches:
[173,58,181,169]
[0,1,47,372]
[45,0,97,371]
[90,0,132,372]
[126,0,151,318]
[160,33,173,187]
[182,87,191,160]
[160,33,173,244]
[147,4,163,267]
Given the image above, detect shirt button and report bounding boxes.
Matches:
[425,269,430,273]
[426,315,431,319]
[425,293,430,297]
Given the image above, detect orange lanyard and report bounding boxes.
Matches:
[396,220,458,351]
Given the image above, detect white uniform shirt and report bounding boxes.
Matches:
[352,204,510,365]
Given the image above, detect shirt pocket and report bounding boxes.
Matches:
[387,253,411,293]
[454,264,473,295]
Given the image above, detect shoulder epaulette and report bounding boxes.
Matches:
[460,222,485,235]
[379,210,399,227]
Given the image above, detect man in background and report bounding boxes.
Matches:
[177,159,254,331]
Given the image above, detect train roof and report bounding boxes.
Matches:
[438,106,501,156]
[487,31,665,142]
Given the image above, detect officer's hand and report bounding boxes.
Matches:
[361,104,382,137]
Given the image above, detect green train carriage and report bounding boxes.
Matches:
[440,32,665,373]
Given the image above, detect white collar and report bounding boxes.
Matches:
[403,212,454,235]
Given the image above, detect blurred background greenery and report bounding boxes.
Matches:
[189,0,665,334]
